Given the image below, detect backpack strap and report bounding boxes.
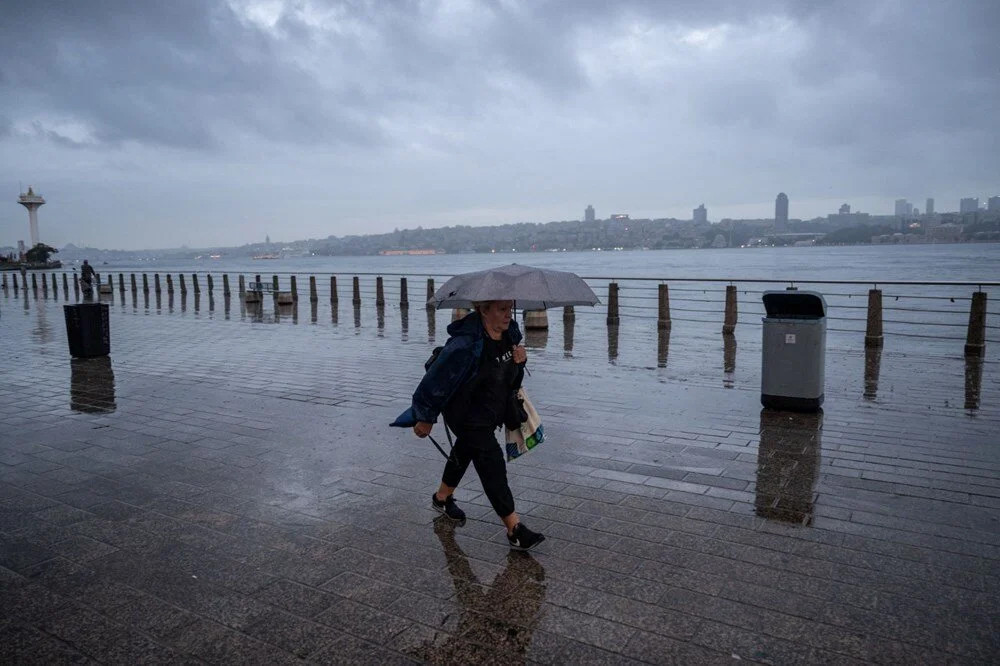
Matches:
[427,417,457,461]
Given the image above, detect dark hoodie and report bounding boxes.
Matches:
[391,311,523,428]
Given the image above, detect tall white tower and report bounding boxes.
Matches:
[18,186,45,246]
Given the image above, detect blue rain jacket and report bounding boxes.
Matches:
[391,312,523,428]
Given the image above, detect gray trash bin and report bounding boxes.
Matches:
[761,290,826,411]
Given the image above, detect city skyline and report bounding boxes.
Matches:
[2,1,998,250]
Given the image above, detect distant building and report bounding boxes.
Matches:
[925,198,935,215]
[693,204,708,225]
[913,208,920,216]
[894,199,913,217]
[838,203,851,214]
[711,233,727,248]
[960,197,979,213]
[585,205,595,222]
[775,193,789,231]
[827,204,870,230]
[988,196,1000,212]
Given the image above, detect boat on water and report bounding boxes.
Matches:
[252,253,280,260]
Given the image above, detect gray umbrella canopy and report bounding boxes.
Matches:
[429,264,600,310]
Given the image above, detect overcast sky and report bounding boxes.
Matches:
[2,0,998,250]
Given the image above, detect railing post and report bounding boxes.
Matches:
[167,274,174,295]
[723,285,737,334]
[131,273,138,293]
[154,273,162,294]
[563,306,575,321]
[193,273,201,294]
[353,276,361,305]
[179,274,187,295]
[31,273,38,290]
[964,291,987,357]
[376,276,385,306]
[330,276,338,303]
[71,273,77,292]
[272,274,279,293]
[658,283,672,330]
[426,278,435,309]
[142,273,150,294]
[206,274,214,294]
[400,277,408,307]
[290,275,298,301]
[865,288,883,348]
[12,273,18,290]
[309,276,317,303]
[524,310,549,330]
[1,273,7,290]
[606,282,620,326]
[41,273,48,291]
[222,274,230,296]
[63,273,69,294]
[238,274,245,295]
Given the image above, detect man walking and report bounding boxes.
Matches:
[393,300,545,551]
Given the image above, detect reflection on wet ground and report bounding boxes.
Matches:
[69,356,116,414]
[723,333,736,389]
[657,327,669,368]
[864,346,882,400]
[405,518,545,664]
[1,291,999,663]
[755,409,822,525]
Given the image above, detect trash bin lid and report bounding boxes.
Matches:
[762,290,826,318]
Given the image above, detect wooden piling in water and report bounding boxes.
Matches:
[166,274,174,294]
[179,274,187,295]
[722,285,737,334]
[155,274,161,294]
[376,277,385,306]
[864,289,883,348]
[309,276,317,303]
[330,276,338,303]
[658,284,672,330]
[193,274,201,294]
[222,274,231,296]
[606,282,620,326]
[207,274,214,294]
[63,273,69,293]
[353,277,361,305]
[426,278,435,309]
[142,273,150,294]
[400,277,408,307]
[964,291,987,358]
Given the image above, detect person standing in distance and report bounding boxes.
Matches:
[392,300,545,551]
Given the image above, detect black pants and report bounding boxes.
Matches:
[441,427,515,518]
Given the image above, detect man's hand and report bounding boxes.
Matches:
[513,345,527,365]
[413,421,432,438]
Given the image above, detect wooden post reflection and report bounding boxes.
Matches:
[607,324,619,363]
[657,327,670,368]
[863,347,882,401]
[965,357,983,410]
[723,333,736,389]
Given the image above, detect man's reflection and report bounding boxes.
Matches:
[755,409,822,525]
[723,333,736,388]
[863,347,882,401]
[965,357,983,411]
[407,518,545,664]
[70,357,116,414]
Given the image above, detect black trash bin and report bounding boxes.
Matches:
[64,303,110,358]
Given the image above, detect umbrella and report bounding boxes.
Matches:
[429,264,600,311]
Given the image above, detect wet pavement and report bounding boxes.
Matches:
[1,287,999,664]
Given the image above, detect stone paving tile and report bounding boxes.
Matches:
[1,291,999,663]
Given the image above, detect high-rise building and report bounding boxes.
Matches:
[693,204,707,225]
[584,205,595,222]
[960,197,979,213]
[775,193,788,230]
[987,196,1000,212]
[925,198,934,215]
[894,199,909,217]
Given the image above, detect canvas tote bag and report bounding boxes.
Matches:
[504,387,544,461]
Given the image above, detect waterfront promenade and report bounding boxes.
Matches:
[1,290,998,664]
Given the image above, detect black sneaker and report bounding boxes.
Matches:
[432,493,466,521]
[507,523,545,551]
